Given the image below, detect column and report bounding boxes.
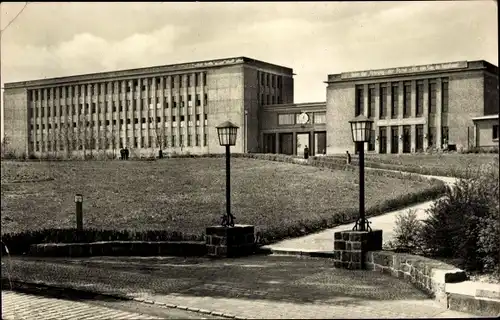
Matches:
[410,125,416,153]
[145,78,150,151]
[411,80,417,118]
[363,84,369,118]
[137,78,142,149]
[386,126,391,154]
[398,82,404,120]
[43,88,49,154]
[182,74,188,151]
[436,78,443,149]
[199,72,205,151]
[374,83,381,120]
[423,79,430,151]
[159,77,165,149]
[55,87,61,153]
[30,91,36,154]
[387,82,393,119]
[398,125,403,154]
[167,76,173,150]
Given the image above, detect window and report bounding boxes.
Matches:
[380,86,387,119]
[195,74,199,87]
[368,129,375,151]
[493,125,499,140]
[204,93,208,105]
[187,75,191,87]
[134,118,138,124]
[429,82,437,113]
[416,82,424,117]
[355,86,364,116]
[187,134,192,146]
[391,84,399,118]
[196,94,201,106]
[278,114,295,125]
[313,112,326,124]
[403,83,411,118]
[202,73,207,86]
[179,76,183,88]
[368,88,375,118]
[442,80,449,113]
[127,119,131,124]
[204,134,207,146]
[204,114,208,126]
[120,119,124,125]
[157,117,161,123]
[195,134,200,146]
[106,120,110,126]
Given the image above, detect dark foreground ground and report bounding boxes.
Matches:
[1,254,475,319]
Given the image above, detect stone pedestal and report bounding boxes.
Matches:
[333,229,383,270]
[206,224,255,258]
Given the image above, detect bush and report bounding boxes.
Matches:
[385,209,424,253]
[420,163,499,272]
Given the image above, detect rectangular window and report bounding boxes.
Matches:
[204,93,208,105]
[202,73,207,86]
[355,86,364,116]
[172,135,176,147]
[493,125,499,140]
[403,83,411,118]
[429,82,437,113]
[195,134,200,146]
[187,134,192,147]
[442,80,449,113]
[380,86,387,119]
[391,84,399,118]
[416,82,424,117]
[313,112,326,124]
[204,114,208,126]
[203,134,207,146]
[368,88,375,118]
[278,114,295,125]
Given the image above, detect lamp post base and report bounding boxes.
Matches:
[333,229,383,270]
[206,224,255,258]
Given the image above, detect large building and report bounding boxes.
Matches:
[2,57,294,157]
[2,57,498,158]
[326,60,499,154]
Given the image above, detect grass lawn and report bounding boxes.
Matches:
[1,158,439,237]
[326,153,499,177]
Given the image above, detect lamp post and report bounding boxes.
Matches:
[348,115,374,232]
[216,121,239,227]
[74,194,83,231]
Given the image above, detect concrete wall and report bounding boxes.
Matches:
[206,65,245,154]
[242,66,260,153]
[484,72,499,115]
[326,82,355,155]
[446,72,485,150]
[3,88,29,156]
[476,119,499,148]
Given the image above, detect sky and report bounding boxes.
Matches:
[0,1,498,138]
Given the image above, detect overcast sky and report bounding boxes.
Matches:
[1,1,498,137]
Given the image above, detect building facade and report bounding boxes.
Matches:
[326,60,499,154]
[259,102,327,156]
[2,57,294,157]
[3,58,498,158]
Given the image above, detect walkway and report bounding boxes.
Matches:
[263,170,457,252]
[1,255,475,319]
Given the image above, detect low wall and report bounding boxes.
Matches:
[29,241,207,257]
[365,251,468,307]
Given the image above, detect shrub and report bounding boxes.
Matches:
[385,209,424,253]
[420,163,499,272]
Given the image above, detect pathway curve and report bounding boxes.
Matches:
[263,169,458,252]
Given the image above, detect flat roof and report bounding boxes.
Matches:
[4,56,294,89]
[262,101,326,110]
[326,60,498,83]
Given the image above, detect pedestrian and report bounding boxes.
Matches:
[120,148,124,160]
[158,149,163,159]
[304,145,309,159]
[125,148,129,160]
[346,150,351,164]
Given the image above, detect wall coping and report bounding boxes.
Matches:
[365,250,468,307]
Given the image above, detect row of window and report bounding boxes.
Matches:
[355,78,449,118]
[261,92,283,105]
[31,114,209,131]
[31,94,208,118]
[259,72,283,89]
[277,112,326,126]
[30,74,208,101]
[34,134,208,152]
[377,125,449,153]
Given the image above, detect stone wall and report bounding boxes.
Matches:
[365,251,468,307]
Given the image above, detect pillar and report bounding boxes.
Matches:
[333,230,383,270]
[423,79,430,151]
[206,225,255,258]
[436,78,443,149]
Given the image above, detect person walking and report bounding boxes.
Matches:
[346,150,351,164]
[304,145,309,159]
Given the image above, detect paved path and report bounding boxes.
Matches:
[2,255,476,319]
[1,291,161,320]
[264,171,458,252]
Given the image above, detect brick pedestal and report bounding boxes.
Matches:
[333,229,383,270]
[206,224,255,258]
